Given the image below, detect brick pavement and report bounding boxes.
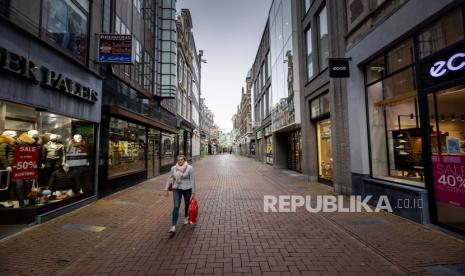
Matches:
[0,155,464,275]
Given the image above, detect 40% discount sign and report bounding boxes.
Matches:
[12,146,40,181]
[432,154,465,208]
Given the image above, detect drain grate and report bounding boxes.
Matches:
[111,200,143,206]
[424,263,465,276]
[351,219,388,226]
[63,223,106,232]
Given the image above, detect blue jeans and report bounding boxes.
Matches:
[172,188,192,226]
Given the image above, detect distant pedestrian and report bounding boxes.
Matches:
[165,155,196,234]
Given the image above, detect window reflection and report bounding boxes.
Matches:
[43,0,89,63]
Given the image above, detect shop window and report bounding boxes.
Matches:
[178,131,185,155]
[0,101,95,210]
[42,0,89,64]
[366,55,385,84]
[317,5,329,71]
[304,0,311,13]
[266,135,273,164]
[310,93,330,119]
[418,9,464,59]
[387,39,414,73]
[317,119,332,180]
[108,118,146,178]
[367,69,424,187]
[161,132,175,166]
[428,85,465,232]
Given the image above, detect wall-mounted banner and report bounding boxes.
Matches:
[98,34,134,64]
[329,58,350,78]
[419,40,465,90]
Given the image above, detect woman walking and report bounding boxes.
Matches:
[165,155,195,233]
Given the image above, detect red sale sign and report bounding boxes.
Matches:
[432,154,465,208]
[12,146,39,180]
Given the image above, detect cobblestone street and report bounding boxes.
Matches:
[1,155,465,275]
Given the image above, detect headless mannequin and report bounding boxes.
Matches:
[43,134,65,168]
[49,163,80,197]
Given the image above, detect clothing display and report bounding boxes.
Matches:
[43,140,66,168]
[49,166,79,194]
[66,134,88,167]
[0,133,16,170]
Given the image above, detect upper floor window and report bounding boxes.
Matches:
[306,27,313,80]
[317,5,329,71]
[115,15,130,34]
[133,0,143,14]
[304,0,311,13]
[43,0,89,64]
[418,9,464,59]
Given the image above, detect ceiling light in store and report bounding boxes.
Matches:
[371,66,384,72]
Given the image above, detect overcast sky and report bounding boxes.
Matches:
[176,0,272,132]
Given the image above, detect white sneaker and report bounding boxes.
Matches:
[168,226,176,233]
[184,218,189,225]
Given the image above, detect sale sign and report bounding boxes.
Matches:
[432,154,465,208]
[12,146,39,180]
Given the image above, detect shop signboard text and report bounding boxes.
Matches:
[0,47,98,103]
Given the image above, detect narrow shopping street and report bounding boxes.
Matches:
[0,155,464,275]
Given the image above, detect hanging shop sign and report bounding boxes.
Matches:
[97,34,134,64]
[256,130,263,140]
[432,154,465,208]
[329,58,350,78]
[419,40,465,90]
[0,47,98,103]
[12,146,39,181]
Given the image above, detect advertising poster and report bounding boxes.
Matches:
[12,146,39,180]
[432,154,465,208]
[98,34,133,64]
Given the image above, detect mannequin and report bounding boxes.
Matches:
[0,130,17,171]
[49,163,80,196]
[43,134,65,167]
[0,131,17,207]
[67,134,86,154]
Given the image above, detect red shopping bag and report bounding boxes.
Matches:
[188,197,198,225]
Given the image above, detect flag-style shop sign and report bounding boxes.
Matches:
[98,34,134,64]
[329,58,350,78]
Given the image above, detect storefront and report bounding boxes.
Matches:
[177,128,192,162]
[256,130,263,162]
[107,117,146,179]
[362,6,465,233]
[0,27,102,226]
[147,128,161,178]
[286,129,302,172]
[265,126,273,165]
[310,93,332,184]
